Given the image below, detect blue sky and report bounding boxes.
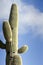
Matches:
[0,0,43,65]
[22,0,43,12]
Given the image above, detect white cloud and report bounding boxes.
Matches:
[0,0,43,36]
[18,3,43,35]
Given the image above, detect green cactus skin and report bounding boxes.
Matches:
[0,4,28,65]
[0,40,6,49]
[6,54,22,65]
[18,45,28,54]
[9,4,18,53]
[13,55,22,65]
[3,21,12,42]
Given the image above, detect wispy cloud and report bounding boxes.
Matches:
[19,4,43,35]
[0,0,43,36]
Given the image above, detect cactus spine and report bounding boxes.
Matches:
[0,4,28,65]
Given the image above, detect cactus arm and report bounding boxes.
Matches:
[12,55,22,65]
[3,21,12,42]
[6,54,22,65]
[9,4,18,52]
[18,45,28,54]
[0,40,6,49]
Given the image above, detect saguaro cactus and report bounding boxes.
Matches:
[0,4,28,65]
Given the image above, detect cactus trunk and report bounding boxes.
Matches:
[0,3,28,65]
[9,4,18,53]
